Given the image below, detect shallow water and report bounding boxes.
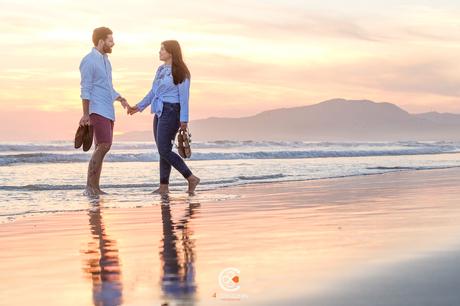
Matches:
[3,141,460,222]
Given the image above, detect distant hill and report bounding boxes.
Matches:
[115,98,460,141]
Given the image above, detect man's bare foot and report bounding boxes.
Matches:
[187,175,200,194]
[84,186,99,197]
[97,189,108,195]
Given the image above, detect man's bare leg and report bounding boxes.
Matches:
[94,143,111,194]
[85,156,98,197]
[85,143,111,196]
[152,183,169,195]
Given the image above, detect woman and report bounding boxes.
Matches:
[128,40,200,194]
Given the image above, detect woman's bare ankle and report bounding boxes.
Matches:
[153,184,169,194]
[187,175,200,193]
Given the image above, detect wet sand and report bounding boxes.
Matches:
[2,168,460,305]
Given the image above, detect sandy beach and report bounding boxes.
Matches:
[2,167,460,305]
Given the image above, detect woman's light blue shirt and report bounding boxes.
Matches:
[136,64,190,122]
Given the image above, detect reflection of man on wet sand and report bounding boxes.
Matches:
[82,201,123,306]
[159,195,200,304]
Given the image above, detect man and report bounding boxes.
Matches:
[79,27,129,196]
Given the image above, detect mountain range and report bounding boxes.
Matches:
[115,99,460,141]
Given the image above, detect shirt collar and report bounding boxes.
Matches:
[92,47,107,58]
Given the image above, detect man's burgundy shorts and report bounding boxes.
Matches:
[90,113,114,145]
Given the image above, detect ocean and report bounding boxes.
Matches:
[2,140,460,222]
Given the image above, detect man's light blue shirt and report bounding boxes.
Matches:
[136,64,190,122]
[79,48,120,121]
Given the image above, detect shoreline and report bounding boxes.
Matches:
[3,164,460,224]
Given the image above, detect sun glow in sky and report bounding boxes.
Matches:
[1,0,460,140]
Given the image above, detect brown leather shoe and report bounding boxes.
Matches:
[82,125,93,152]
[177,129,192,158]
[74,125,85,149]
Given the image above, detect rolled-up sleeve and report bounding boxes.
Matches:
[136,88,154,112]
[178,78,190,122]
[111,88,120,101]
[79,58,93,100]
[109,61,120,101]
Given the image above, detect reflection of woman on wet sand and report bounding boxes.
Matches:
[159,195,200,304]
[82,200,123,306]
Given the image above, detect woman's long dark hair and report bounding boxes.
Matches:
[162,40,191,85]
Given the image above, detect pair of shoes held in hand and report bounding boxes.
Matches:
[74,124,93,152]
[177,128,192,158]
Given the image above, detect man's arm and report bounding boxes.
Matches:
[79,58,93,126]
[115,95,129,109]
[178,78,190,130]
[79,99,90,126]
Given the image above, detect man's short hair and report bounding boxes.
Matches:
[92,27,113,46]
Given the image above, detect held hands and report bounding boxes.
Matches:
[127,105,139,115]
[116,96,138,115]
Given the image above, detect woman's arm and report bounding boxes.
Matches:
[135,68,162,112]
[136,88,154,112]
[178,78,190,123]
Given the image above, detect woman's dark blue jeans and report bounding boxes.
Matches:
[153,102,193,184]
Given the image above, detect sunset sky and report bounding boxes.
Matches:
[1,0,460,140]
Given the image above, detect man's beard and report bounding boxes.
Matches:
[103,45,112,54]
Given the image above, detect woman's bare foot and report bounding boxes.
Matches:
[152,184,169,195]
[187,175,200,194]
